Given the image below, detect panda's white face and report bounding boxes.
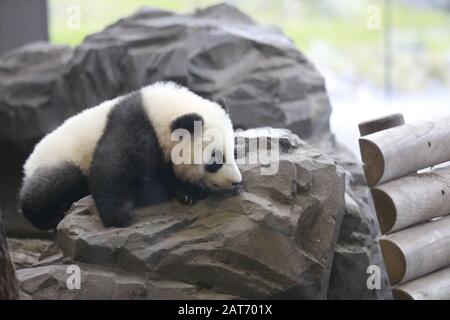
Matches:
[197,128,242,191]
[171,113,242,191]
[140,82,242,192]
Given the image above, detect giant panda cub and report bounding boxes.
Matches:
[19,82,242,230]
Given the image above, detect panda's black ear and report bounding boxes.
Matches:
[215,97,229,113]
[171,113,203,133]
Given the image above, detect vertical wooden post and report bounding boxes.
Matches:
[0,209,19,299]
[384,0,393,97]
[0,0,48,55]
[358,113,404,137]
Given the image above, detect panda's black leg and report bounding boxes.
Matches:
[90,181,135,227]
[89,133,156,228]
[89,91,162,228]
[20,163,89,230]
[89,155,136,227]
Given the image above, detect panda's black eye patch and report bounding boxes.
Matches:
[171,113,203,133]
[205,150,224,173]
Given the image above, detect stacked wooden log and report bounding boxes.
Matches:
[359,114,450,300]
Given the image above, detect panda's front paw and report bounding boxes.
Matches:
[176,193,195,205]
[99,204,135,228]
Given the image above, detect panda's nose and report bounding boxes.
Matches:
[228,165,242,187]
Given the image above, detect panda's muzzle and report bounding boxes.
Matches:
[210,180,243,193]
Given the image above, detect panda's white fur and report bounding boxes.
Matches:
[24,98,119,177]
[20,82,242,229]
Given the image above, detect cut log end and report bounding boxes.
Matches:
[359,138,384,187]
[392,288,414,300]
[371,188,396,235]
[358,113,405,136]
[392,267,450,300]
[380,238,406,286]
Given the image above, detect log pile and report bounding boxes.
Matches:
[359,114,450,300]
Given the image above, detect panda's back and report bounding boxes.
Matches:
[24,98,119,178]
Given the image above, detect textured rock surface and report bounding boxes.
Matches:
[328,187,392,299]
[18,264,238,300]
[17,129,345,299]
[0,3,331,238]
[322,142,392,300]
[7,238,53,269]
[0,42,72,149]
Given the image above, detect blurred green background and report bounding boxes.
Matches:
[49,0,450,92]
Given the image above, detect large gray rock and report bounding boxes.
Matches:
[17,129,345,299]
[0,42,72,149]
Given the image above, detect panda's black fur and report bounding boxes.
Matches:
[20,163,89,230]
[19,83,241,230]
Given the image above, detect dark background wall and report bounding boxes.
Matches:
[0,0,48,55]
